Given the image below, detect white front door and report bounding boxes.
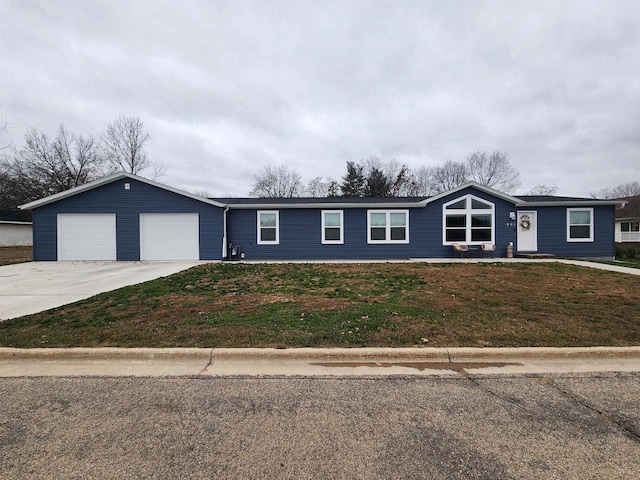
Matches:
[517,211,537,252]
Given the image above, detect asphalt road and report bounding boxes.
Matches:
[1,374,639,479]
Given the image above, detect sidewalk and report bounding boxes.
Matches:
[1,347,638,377]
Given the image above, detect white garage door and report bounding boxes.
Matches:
[140,213,200,261]
[57,214,117,261]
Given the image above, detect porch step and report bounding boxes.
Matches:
[517,253,556,259]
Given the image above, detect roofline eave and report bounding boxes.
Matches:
[225,202,424,209]
[515,200,626,207]
[19,172,226,210]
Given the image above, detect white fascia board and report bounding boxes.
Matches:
[227,202,423,209]
[417,182,522,206]
[515,200,625,207]
[19,172,226,210]
[0,221,32,225]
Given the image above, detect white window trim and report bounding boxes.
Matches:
[257,210,279,245]
[367,210,409,244]
[442,194,495,245]
[567,208,594,242]
[321,210,344,244]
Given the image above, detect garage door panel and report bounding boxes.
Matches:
[57,214,117,261]
[140,213,200,261]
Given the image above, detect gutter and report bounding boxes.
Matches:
[515,200,626,208]
[222,206,229,259]
[225,202,423,209]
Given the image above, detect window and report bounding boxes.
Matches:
[322,210,343,244]
[567,208,593,242]
[443,195,494,244]
[367,210,409,243]
[257,211,279,244]
[621,221,640,232]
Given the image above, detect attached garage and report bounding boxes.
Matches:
[21,173,225,261]
[140,213,200,261]
[57,213,117,260]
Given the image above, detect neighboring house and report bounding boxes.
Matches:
[19,172,623,261]
[0,211,33,247]
[614,196,640,243]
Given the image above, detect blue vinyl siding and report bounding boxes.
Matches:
[530,205,615,258]
[226,188,614,260]
[229,208,421,260]
[31,178,224,261]
[227,187,520,260]
[29,180,616,261]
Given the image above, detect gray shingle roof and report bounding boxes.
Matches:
[0,210,32,222]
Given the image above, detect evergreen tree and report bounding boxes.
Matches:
[364,167,391,197]
[340,161,365,197]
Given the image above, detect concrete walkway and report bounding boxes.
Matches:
[1,347,638,377]
[0,261,205,320]
[554,258,640,275]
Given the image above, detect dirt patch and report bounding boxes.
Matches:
[0,246,32,265]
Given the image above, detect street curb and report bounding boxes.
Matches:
[0,346,639,362]
[0,347,212,361]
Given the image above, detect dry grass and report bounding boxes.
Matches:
[0,246,32,266]
[1,262,639,348]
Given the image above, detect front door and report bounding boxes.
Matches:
[517,211,537,252]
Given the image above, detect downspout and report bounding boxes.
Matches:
[222,206,229,259]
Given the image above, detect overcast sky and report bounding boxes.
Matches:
[1,0,639,197]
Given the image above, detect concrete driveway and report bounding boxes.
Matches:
[0,261,205,320]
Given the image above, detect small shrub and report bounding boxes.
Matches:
[616,243,640,259]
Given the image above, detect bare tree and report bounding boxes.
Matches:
[0,117,12,150]
[101,115,161,177]
[1,125,107,209]
[428,160,468,194]
[385,159,413,196]
[407,165,436,196]
[527,184,558,196]
[466,151,521,193]
[591,181,640,199]
[192,188,210,198]
[250,164,304,198]
[305,176,338,197]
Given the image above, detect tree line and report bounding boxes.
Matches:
[2,117,637,207]
[251,151,528,198]
[0,116,161,210]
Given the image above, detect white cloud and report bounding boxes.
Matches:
[1,0,639,197]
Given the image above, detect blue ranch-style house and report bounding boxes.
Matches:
[20,172,624,262]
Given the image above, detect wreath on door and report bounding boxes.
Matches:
[519,216,531,231]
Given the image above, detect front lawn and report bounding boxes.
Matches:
[1,262,639,348]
